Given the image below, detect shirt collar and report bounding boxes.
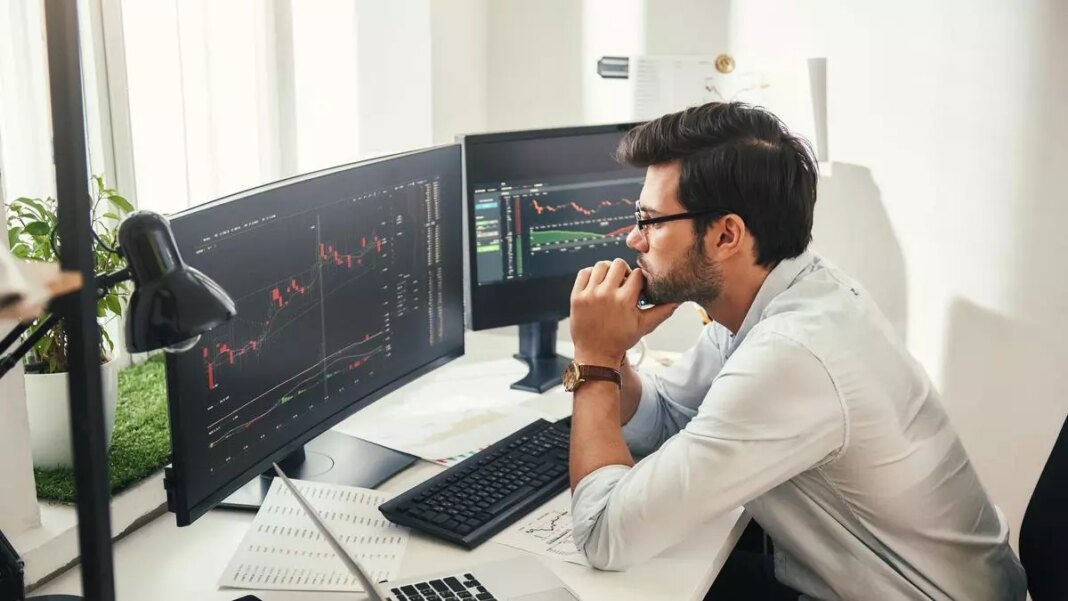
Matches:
[727,249,816,352]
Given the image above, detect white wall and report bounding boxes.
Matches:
[484,0,586,132]
[730,0,1068,548]
[430,0,488,145]
[354,0,434,157]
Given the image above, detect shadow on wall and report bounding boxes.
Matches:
[940,298,1068,549]
[941,0,1068,552]
[811,162,908,342]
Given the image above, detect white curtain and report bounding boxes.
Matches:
[118,0,432,215]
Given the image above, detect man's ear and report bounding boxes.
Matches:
[708,215,746,258]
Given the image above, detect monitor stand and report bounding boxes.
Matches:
[511,321,572,393]
[217,430,417,512]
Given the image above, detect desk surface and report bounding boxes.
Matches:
[35,331,748,601]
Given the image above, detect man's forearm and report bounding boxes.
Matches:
[569,380,635,491]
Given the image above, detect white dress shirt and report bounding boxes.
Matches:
[571,250,1026,600]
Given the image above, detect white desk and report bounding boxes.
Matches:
[35,331,748,601]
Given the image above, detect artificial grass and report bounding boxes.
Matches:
[34,355,171,503]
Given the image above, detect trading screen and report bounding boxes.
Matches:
[473,172,643,282]
[166,148,463,506]
[465,127,644,286]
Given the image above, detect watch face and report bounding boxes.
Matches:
[562,361,581,391]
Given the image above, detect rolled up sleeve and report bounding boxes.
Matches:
[622,324,727,456]
[571,331,846,571]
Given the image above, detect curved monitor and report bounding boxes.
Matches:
[163,145,465,525]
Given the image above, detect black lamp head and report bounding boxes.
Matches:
[119,211,236,353]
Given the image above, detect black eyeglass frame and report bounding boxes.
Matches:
[634,202,732,232]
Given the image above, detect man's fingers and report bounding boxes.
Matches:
[587,260,612,288]
[604,258,630,288]
[623,267,645,293]
[639,302,680,334]
[573,267,592,295]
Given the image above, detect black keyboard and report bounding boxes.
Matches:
[379,417,571,549]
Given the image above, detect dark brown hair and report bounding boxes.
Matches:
[617,102,818,268]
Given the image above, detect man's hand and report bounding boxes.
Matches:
[570,258,679,366]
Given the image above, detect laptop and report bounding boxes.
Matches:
[272,464,580,601]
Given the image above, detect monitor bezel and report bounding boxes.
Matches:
[163,145,465,526]
[459,122,642,331]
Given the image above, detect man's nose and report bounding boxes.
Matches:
[626,225,646,252]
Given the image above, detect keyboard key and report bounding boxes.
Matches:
[430,580,450,592]
[445,576,465,592]
[487,485,534,514]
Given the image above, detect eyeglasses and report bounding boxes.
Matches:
[633,201,731,235]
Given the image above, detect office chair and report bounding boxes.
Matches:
[1018,413,1068,601]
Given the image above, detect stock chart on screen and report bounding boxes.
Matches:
[166,149,463,504]
[473,172,643,283]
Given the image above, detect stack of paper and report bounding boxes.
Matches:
[219,478,409,592]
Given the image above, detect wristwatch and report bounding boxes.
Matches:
[562,360,622,392]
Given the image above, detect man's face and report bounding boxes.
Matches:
[626,162,723,306]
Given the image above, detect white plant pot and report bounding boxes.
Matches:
[25,357,120,469]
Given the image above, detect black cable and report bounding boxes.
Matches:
[50,224,123,259]
[92,228,120,255]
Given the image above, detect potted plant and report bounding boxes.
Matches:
[5,176,134,468]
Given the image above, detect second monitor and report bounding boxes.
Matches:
[461,123,643,391]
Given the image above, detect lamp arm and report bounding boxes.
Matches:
[95,266,131,294]
[0,267,132,380]
[0,313,61,378]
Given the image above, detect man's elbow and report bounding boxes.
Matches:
[581,531,642,572]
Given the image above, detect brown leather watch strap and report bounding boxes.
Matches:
[579,364,622,387]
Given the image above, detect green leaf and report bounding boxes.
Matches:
[101,212,120,221]
[100,328,114,355]
[107,195,135,214]
[24,222,51,236]
[96,302,107,318]
[16,198,54,221]
[8,227,22,247]
[38,336,53,359]
[104,294,122,316]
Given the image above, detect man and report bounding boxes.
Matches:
[565,102,1026,600]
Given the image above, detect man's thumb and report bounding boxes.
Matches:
[640,302,680,332]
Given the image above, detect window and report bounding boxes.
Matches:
[118,0,433,215]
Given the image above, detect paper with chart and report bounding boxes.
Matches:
[336,361,544,466]
[492,492,590,567]
[219,478,409,592]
